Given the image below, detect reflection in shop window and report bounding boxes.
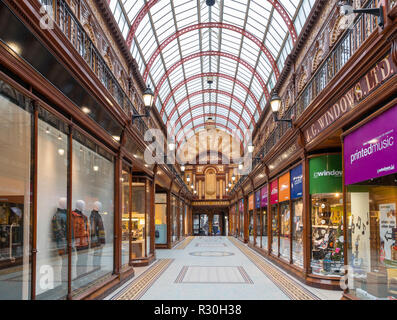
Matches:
[36,114,68,300]
[131,179,146,259]
[71,135,114,294]
[0,90,32,300]
[347,175,397,300]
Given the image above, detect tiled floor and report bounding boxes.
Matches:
[105,236,343,300]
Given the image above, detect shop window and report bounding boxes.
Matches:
[36,111,68,300]
[291,165,304,268]
[131,179,146,259]
[344,106,397,299]
[155,193,167,244]
[271,206,279,254]
[256,208,261,248]
[172,195,177,242]
[279,173,291,261]
[145,180,151,256]
[292,200,304,268]
[193,214,200,236]
[310,154,343,277]
[249,211,254,244]
[270,180,279,255]
[346,175,397,299]
[71,132,114,293]
[0,88,32,300]
[280,203,290,261]
[121,168,131,267]
[262,207,268,250]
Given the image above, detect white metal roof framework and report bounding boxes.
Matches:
[109,0,316,145]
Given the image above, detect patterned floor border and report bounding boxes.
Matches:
[229,237,320,300]
[174,266,253,284]
[174,236,194,250]
[112,259,173,300]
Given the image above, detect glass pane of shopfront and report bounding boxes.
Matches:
[0,90,32,300]
[36,114,68,300]
[280,202,290,261]
[292,199,304,268]
[346,175,397,300]
[256,209,261,247]
[71,135,114,293]
[131,179,146,259]
[249,210,254,244]
[311,194,344,276]
[172,195,177,242]
[193,214,199,235]
[155,193,167,244]
[271,206,278,254]
[179,202,183,238]
[121,169,131,267]
[262,207,268,250]
[239,210,244,238]
[310,154,343,277]
[145,181,150,257]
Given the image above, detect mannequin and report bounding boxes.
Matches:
[90,201,106,270]
[52,197,67,284]
[72,200,89,278]
[52,197,67,255]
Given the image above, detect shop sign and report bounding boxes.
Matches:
[255,191,261,209]
[268,143,298,171]
[290,165,303,199]
[248,194,254,211]
[305,55,396,144]
[261,185,268,207]
[270,180,278,205]
[309,154,342,194]
[344,104,397,185]
[278,172,290,202]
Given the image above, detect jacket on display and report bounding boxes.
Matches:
[72,210,89,250]
[90,210,105,248]
[52,208,68,255]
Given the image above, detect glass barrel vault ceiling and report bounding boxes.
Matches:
[109,0,315,145]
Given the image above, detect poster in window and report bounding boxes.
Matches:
[379,203,396,262]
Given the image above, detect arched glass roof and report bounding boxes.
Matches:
[109,0,316,144]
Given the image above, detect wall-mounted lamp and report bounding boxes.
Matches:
[180,165,185,172]
[248,144,255,153]
[186,174,190,182]
[271,93,292,127]
[232,174,236,182]
[132,85,153,124]
[338,1,384,28]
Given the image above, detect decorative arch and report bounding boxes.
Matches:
[124,0,297,49]
[166,89,254,135]
[160,72,261,118]
[153,51,270,104]
[173,103,249,130]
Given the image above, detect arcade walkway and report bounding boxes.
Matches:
[105,237,342,300]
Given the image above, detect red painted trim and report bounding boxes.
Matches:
[268,0,297,44]
[125,0,158,47]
